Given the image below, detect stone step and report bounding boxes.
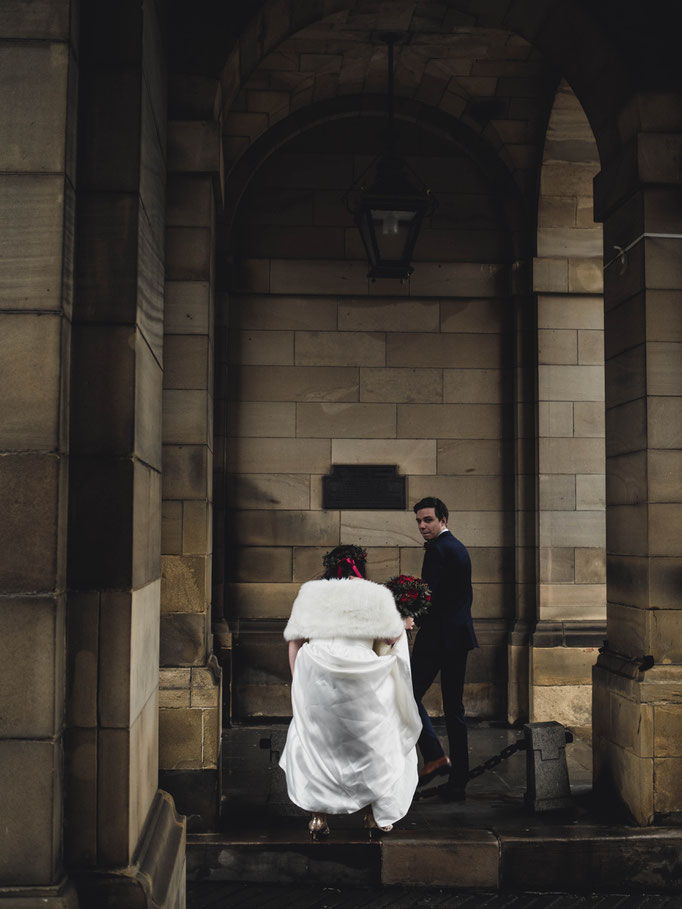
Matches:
[187,824,682,892]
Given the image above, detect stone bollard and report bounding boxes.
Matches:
[523,721,573,811]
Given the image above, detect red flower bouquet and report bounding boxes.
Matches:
[384,574,431,621]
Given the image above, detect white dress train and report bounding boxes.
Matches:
[280,632,421,827]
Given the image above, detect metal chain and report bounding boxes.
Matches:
[467,738,526,780]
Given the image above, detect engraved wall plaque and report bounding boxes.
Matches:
[322,465,405,510]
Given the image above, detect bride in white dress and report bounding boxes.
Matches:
[279,545,422,839]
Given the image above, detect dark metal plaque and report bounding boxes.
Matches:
[322,464,405,510]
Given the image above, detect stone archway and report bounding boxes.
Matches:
[221,105,526,723]
[531,78,605,726]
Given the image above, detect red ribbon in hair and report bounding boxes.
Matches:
[337,557,363,579]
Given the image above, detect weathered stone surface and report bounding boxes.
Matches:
[230,510,339,547]
[0,741,60,884]
[164,337,210,391]
[227,583,298,619]
[162,389,211,444]
[162,500,183,554]
[232,294,338,330]
[162,555,209,614]
[387,331,505,369]
[160,613,207,666]
[0,596,62,737]
[0,313,63,450]
[339,298,439,332]
[360,367,443,403]
[410,475,507,511]
[228,401,296,438]
[0,42,69,173]
[159,707,203,769]
[227,438,330,474]
[539,437,605,474]
[398,403,508,439]
[132,461,162,589]
[382,830,499,887]
[233,547,293,582]
[539,474,575,510]
[538,401,573,437]
[163,445,209,499]
[538,510,605,549]
[227,474,310,511]
[233,365,358,402]
[295,330,385,367]
[438,439,513,475]
[533,647,597,686]
[533,256,568,292]
[0,0,72,39]
[297,402,396,438]
[654,757,682,815]
[0,175,67,311]
[99,580,160,728]
[538,328,577,365]
[538,295,603,329]
[539,365,604,402]
[0,454,61,593]
[269,258,367,295]
[575,547,606,583]
[539,547,574,583]
[229,329,294,366]
[443,368,512,403]
[98,691,158,865]
[576,474,605,510]
[182,500,211,555]
[165,281,212,335]
[574,401,605,437]
[332,439,436,475]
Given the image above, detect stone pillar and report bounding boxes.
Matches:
[507,282,536,725]
[593,103,682,824]
[0,3,78,905]
[159,76,223,830]
[531,81,605,727]
[65,2,185,904]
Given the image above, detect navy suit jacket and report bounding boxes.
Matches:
[419,529,478,651]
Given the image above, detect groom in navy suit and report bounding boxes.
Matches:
[411,496,478,800]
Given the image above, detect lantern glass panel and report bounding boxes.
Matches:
[370,208,416,261]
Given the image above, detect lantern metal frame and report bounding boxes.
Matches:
[345,32,436,281]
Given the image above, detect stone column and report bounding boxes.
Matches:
[531,81,605,727]
[0,3,78,905]
[159,76,223,830]
[65,2,185,903]
[593,102,682,824]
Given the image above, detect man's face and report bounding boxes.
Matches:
[415,507,447,542]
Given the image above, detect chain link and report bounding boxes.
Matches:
[467,738,526,780]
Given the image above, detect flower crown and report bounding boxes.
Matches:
[322,545,368,574]
[384,574,432,620]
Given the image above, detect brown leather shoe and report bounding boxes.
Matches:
[417,755,452,786]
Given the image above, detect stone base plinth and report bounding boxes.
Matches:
[72,791,186,909]
[0,879,78,909]
[593,656,682,825]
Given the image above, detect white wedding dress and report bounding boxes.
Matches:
[280,631,421,827]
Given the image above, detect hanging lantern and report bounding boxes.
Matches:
[346,33,436,281]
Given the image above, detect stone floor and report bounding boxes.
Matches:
[187,882,682,908]
[186,723,682,897]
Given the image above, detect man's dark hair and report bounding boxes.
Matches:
[413,497,448,523]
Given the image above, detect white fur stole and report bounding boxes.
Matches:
[283,578,403,641]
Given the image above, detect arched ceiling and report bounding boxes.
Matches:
[223,4,558,200]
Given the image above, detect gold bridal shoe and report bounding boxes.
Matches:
[308,813,330,840]
[363,807,392,836]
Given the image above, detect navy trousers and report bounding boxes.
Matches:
[411,629,470,788]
